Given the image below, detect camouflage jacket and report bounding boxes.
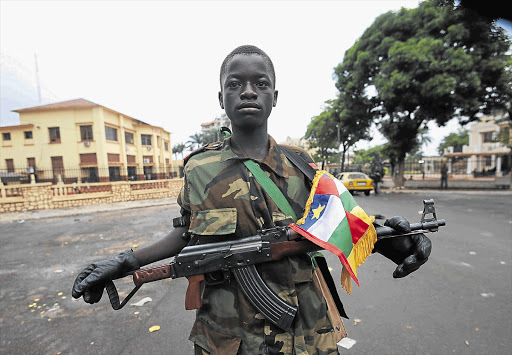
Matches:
[178,136,339,355]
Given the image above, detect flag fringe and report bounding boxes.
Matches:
[341,266,352,294]
[341,208,377,294]
[296,170,327,225]
[296,169,378,295]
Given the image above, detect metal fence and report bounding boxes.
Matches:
[335,156,510,179]
[0,166,179,185]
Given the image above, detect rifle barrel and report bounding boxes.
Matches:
[375,219,446,238]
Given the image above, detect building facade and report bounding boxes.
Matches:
[200,113,231,140]
[0,98,172,183]
[444,112,511,176]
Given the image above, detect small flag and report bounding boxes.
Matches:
[290,171,377,294]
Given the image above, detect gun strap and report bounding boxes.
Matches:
[278,145,317,181]
[243,160,297,222]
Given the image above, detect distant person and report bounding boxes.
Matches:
[370,158,385,194]
[440,163,448,189]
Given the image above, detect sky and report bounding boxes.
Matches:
[1,0,510,156]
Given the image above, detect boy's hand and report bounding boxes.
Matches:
[373,216,432,278]
[72,250,139,304]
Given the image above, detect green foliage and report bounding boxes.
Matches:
[353,145,386,165]
[305,101,339,167]
[438,129,469,155]
[186,128,223,151]
[333,0,511,185]
[172,143,186,159]
[305,98,372,170]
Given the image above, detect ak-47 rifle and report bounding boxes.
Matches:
[105,199,445,331]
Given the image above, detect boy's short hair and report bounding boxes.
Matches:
[220,45,276,89]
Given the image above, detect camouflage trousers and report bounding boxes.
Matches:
[193,344,340,355]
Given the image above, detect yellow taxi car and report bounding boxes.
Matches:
[336,172,374,196]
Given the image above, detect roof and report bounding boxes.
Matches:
[201,120,216,127]
[0,124,34,131]
[12,98,100,113]
[11,98,160,129]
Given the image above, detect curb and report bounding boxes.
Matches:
[380,188,512,195]
[1,189,510,224]
[0,197,177,224]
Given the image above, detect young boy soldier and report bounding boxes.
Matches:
[72,45,432,354]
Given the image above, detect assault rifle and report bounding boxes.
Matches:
[105,199,445,331]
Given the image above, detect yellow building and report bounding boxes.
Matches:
[0,98,172,183]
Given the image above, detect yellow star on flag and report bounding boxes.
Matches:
[312,204,325,219]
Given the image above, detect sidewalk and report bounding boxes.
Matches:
[0,196,176,224]
[2,188,510,224]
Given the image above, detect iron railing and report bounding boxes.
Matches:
[0,166,177,185]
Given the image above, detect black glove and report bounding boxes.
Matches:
[72,249,140,304]
[373,216,432,278]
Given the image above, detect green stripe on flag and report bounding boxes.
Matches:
[329,217,353,256]
[340,190,358,212]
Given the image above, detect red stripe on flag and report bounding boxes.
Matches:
[345,211,369,244]
[315,175,340,197]
[289,223,359,286]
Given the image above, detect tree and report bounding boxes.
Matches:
[335,97,373,171]
[305,98,372,170]
[305,103,338,169]
[438,129,469,155]
[186,133,206,151]
[334,0,511,186]
[353,145,386,165]
[172,143,186,160]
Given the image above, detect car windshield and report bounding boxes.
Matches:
[348,173,367,179]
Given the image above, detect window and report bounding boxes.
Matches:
[109,167,121,181]
[2,132,11,141]
[5,159,14,173]
[51,156,64,181]
[482,132,494,143]
[127,166,137,180]
[105,126,118,141]
[164,141,169,151]
[49,127,61,143]
[81,167,99,183]
[27,158,36,173]
[24,131,33,139]
[126,155,136,164]
[80,153,97,165]
[107,153,120,163]
[141,134,152,145]
[484,156,492,167]
[80,125,93,141]
[143,166,154,180]
[125,131,134,144]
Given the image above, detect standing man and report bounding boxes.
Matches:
[441,163,448,189]
[72,45,432,354]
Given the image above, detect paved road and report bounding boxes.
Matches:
[0,191,510,354]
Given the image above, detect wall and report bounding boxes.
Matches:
[0,178,183,213]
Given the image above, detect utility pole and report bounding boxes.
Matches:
[34,53,42,104]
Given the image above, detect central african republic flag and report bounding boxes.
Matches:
[289,171,377,294]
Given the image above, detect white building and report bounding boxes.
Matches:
[444,112,511,176]
[200,113,231,138]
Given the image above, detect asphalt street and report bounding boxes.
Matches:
[0,191,510,354]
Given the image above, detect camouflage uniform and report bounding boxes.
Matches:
[178,136,339,355]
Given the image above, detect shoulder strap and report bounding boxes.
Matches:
[243,160,297,222]
[279,145,317,181]
[184,141,223,166]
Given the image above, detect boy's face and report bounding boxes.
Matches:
[219,54,278,132]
